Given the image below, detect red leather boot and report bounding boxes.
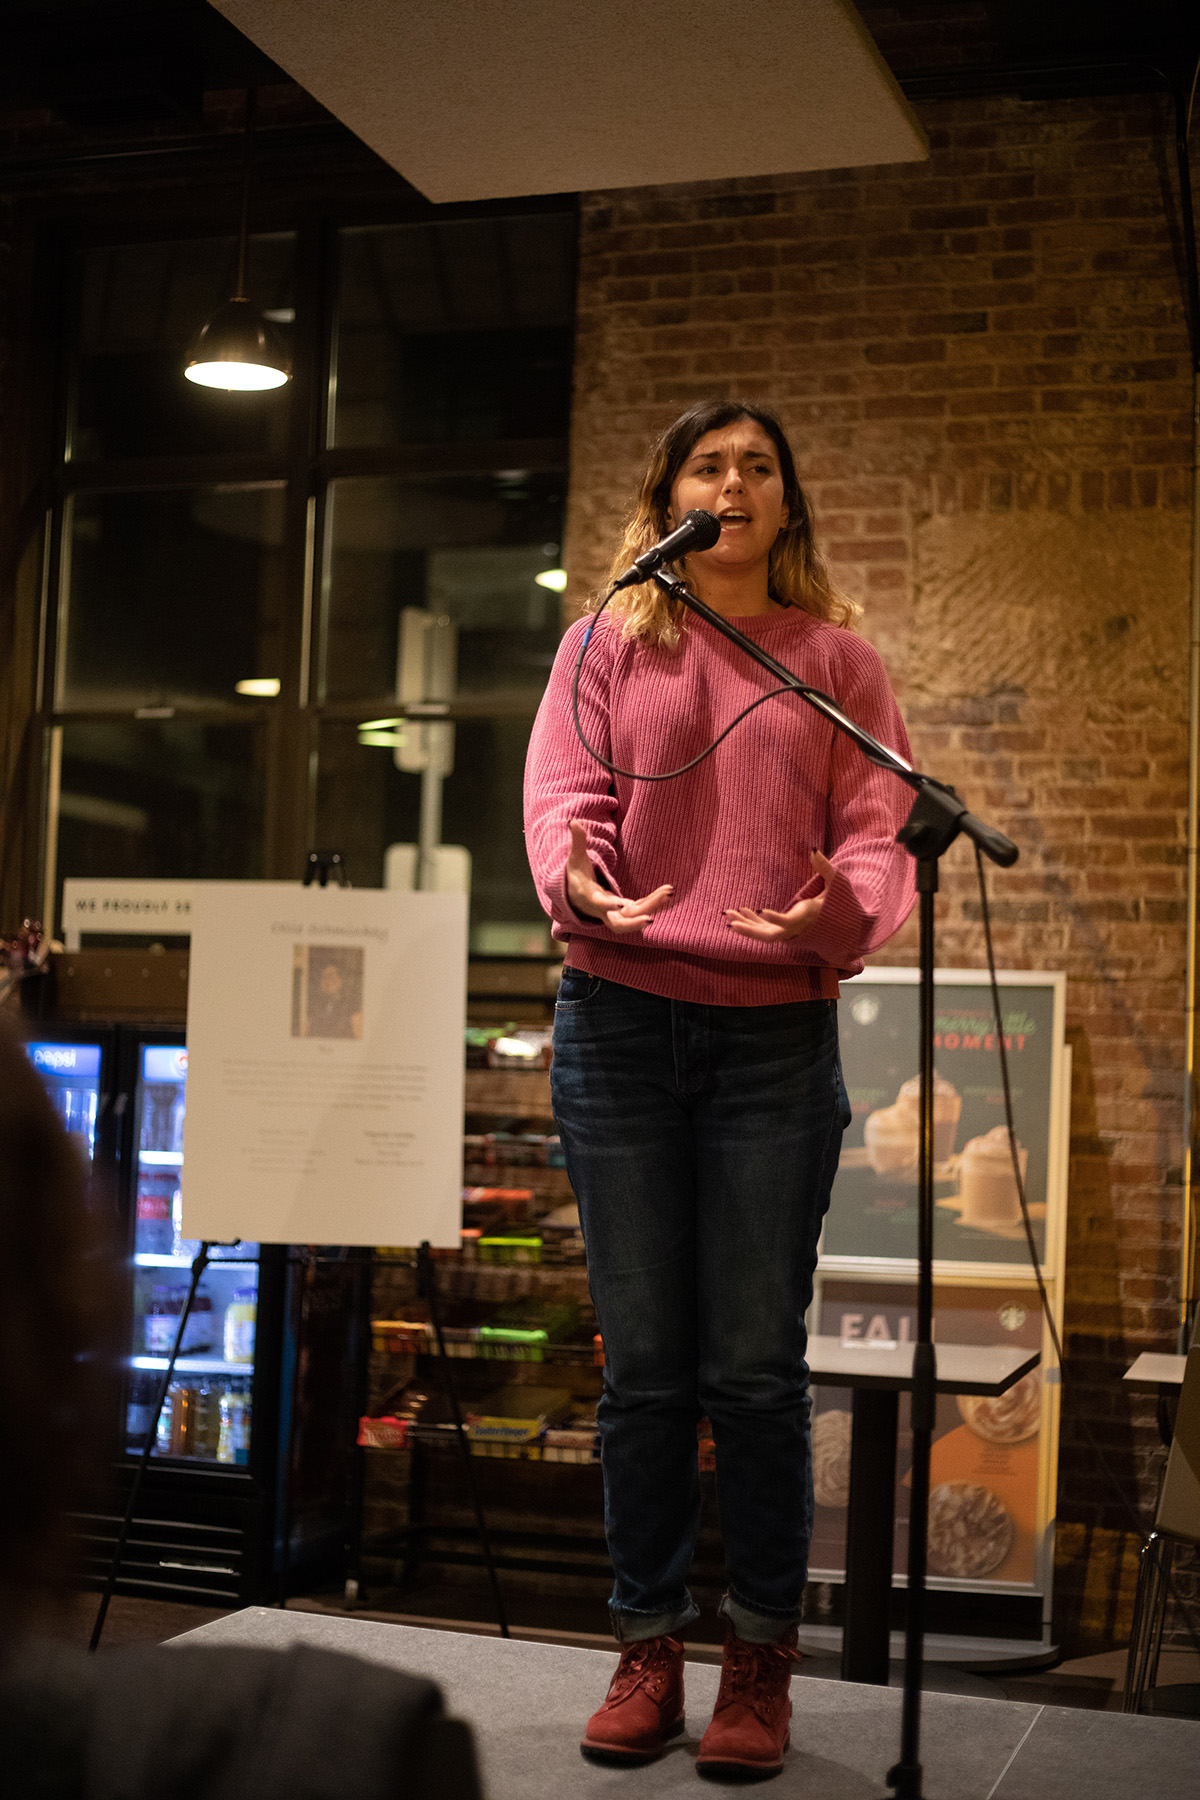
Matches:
[695,1626,800,1777]
[580,1634,686,1763]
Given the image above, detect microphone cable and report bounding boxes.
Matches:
[975,843,1200,1655]
[570,581,804,782]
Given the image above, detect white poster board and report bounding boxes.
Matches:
[181,883,467,1247]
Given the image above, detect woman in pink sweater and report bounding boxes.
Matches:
[523,400,916,1776]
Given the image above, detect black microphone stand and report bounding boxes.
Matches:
[652,571,1018,1800]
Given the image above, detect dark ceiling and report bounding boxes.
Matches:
[0,1,1197,161]
[869,0,1200,100]
[0,2,286,128]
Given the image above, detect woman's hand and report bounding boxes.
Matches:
[724,850,835,942]
[566,820,673,934]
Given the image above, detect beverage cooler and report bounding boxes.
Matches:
[25,1024,367,1608]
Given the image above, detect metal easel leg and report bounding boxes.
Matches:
[91,1244,212,1651]
[417,1240,510,1639]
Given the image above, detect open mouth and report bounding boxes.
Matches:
[718,511,750,528]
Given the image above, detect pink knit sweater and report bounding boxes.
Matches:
[523,605,917,1006]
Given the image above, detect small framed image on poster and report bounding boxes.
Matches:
[822,968,1068,1275]
[291,944,365,1040]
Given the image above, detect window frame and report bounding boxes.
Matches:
[31,194,577,937]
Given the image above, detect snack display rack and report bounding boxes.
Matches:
[351,977,615,1601]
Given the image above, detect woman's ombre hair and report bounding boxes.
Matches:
[596,399,859,647]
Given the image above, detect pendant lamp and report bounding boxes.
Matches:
[185,91,291,392]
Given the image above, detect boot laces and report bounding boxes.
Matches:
[716,1638,800,1722]
[607,1636,678,1705]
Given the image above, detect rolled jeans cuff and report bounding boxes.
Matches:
[611,1599,700,1643]
[720,1591,802,1644]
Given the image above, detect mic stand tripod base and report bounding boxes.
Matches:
[886,1765,922,1800]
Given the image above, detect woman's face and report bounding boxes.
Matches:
[667,417,789,577]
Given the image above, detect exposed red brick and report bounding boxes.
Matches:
[565,89,1194,1621]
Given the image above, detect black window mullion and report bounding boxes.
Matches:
[262,210,328,881]
[20,231,75,923]
[317,438,570,481]
[62,453,289,493]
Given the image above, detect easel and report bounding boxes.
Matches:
[283,853,508,1633]
[92,850,505,1642]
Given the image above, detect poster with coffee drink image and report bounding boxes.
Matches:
[822,971,1065,1268]
[808,1280,1047,1592]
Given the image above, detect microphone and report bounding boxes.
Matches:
[611,509,722,591]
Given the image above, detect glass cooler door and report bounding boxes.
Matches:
[25,1038,103,1162]
[126,1041,260,1467]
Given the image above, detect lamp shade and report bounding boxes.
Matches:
[184,297,291,391]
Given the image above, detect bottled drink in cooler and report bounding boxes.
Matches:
[157,1382,182,1456]
[181,1287,214,1354]
[141,1084,176,1153]
[143,1284,214,1355]
[171,1189,201,1261]
[135,1184,174,1256]
[144,1284,216,1355]
[172,1383,192,1456]
[170,1189,187,1259]
[145,1286,178,1356]
[223,1287,257,1363]
[57,1084,98,1156]
[170,1091,186,1155]
[218,1380,251,1466]
[126,1371,157,1447]
[189,1381,222,1460]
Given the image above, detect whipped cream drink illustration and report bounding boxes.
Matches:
[863,1072,962,1180]
[957,1125,1028,1225]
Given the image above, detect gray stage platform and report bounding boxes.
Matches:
[169,1608,1200,1799]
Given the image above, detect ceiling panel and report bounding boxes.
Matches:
[208,0,927,201]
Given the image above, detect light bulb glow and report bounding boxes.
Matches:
[185,360,289,391]
[358,729,405,748]
[535,568,568,592]
[235,678,281,697]
[358,717,404,732]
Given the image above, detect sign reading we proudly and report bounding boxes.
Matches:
[61,877,197,948]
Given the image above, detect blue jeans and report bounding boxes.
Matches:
[550,969,850,1644]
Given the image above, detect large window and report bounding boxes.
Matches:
[53,721,267,888]
[332,216,574,448]
[59,486,288,710]
[40,206,576,953]
[320,473,564,705]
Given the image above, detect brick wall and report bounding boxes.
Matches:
[564,90,1197,1642]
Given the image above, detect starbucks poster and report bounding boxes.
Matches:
[808,1278,1052,1592]
[822,969,1067,1273]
